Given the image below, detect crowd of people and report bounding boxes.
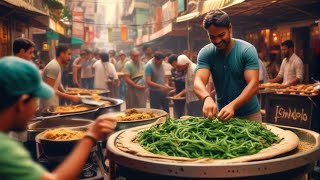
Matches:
[0,9,308,179]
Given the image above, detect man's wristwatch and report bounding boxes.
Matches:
[84,132,98,143]
[202,95,211,101]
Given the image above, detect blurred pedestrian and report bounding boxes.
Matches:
[115,50,129,100]
[109,50,117,65]
[168,54,186,118]
[175,55,203,116]
[41,44,81,110]
[269,40,304,85]
[73,49,94,89]
[141,45,153,63]
[13,37,35,61]
[145,51,171,112]
[123,48,147,108]
[92,51,119,91]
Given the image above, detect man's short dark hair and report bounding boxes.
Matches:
[13,38,35,54]
[281,40,294,49]
[0,89,20,111]
[168,54,178,65]
[203,9,230,29]
[83,48,92,55]
[142,45,150,52]
[109,49,116,56]
[56,44,70,57]
[100,52,109,62]
[154,51,165,60]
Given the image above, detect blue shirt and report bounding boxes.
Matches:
[196,39,260,116]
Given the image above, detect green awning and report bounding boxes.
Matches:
[71,36,84,45]
[46,29,59,40]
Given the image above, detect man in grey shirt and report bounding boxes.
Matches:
[145,51,171,112]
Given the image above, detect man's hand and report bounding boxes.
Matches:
[203,96,218,119]
[168,89,176,95]
[86,115,117,141]
[135,84,146,91]
[160,85,170,92]
[73,80,81,87]
[70,95,81,103]
[217,104,235,121]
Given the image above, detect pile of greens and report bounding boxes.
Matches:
[137,117,282,159]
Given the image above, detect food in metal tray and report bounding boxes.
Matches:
[137,117,282,159]
[53,105,94,113]
[66,88,106,95]
[117,109,156,121]
[42,128,85,140]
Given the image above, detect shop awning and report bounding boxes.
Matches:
[200,0,245,15]
[2,0,48,16]
[71,36,84,45]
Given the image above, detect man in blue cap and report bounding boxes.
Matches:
[0,56,116,179]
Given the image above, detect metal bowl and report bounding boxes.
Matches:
[94,97,124,117]
[28,118,93,141]
[106,108,168,131]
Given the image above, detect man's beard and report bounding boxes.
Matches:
[213,38,230,50]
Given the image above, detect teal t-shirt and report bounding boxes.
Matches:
[144,59,165,90]
[196,39,260,116]
[0,132,46,180]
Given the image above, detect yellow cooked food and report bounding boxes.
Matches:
[42,128,84,140]
[91,93,101,101]
[54,105,93,113]
[118,109,156,121]
[66,88,105,95]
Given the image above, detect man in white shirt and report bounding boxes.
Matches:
[269,40,304,85]
[92,51,119,90]
[175,55,203,116]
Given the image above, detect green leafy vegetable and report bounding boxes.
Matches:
[137,117,282,159]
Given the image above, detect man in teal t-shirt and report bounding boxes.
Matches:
[194,9,261,122]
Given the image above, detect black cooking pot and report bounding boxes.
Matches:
[35,130,85,159]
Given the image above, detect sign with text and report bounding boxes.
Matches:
[266,94,313,129]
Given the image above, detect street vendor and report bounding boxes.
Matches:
[194,9,261,122]
[41,44,81,110]
[269,40,304,86]
[0,56,116,180]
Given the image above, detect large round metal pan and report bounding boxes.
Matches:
[107,124,320,178]
[106,108,168,131]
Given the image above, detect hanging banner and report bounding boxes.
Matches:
[121,26,128,41]
[72,22,84,39]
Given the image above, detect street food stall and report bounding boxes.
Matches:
[259,83,320,132]
[106,117,320,180]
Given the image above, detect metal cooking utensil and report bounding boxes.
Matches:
[81,97,105,106]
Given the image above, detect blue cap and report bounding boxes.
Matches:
[0,56,53,99]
